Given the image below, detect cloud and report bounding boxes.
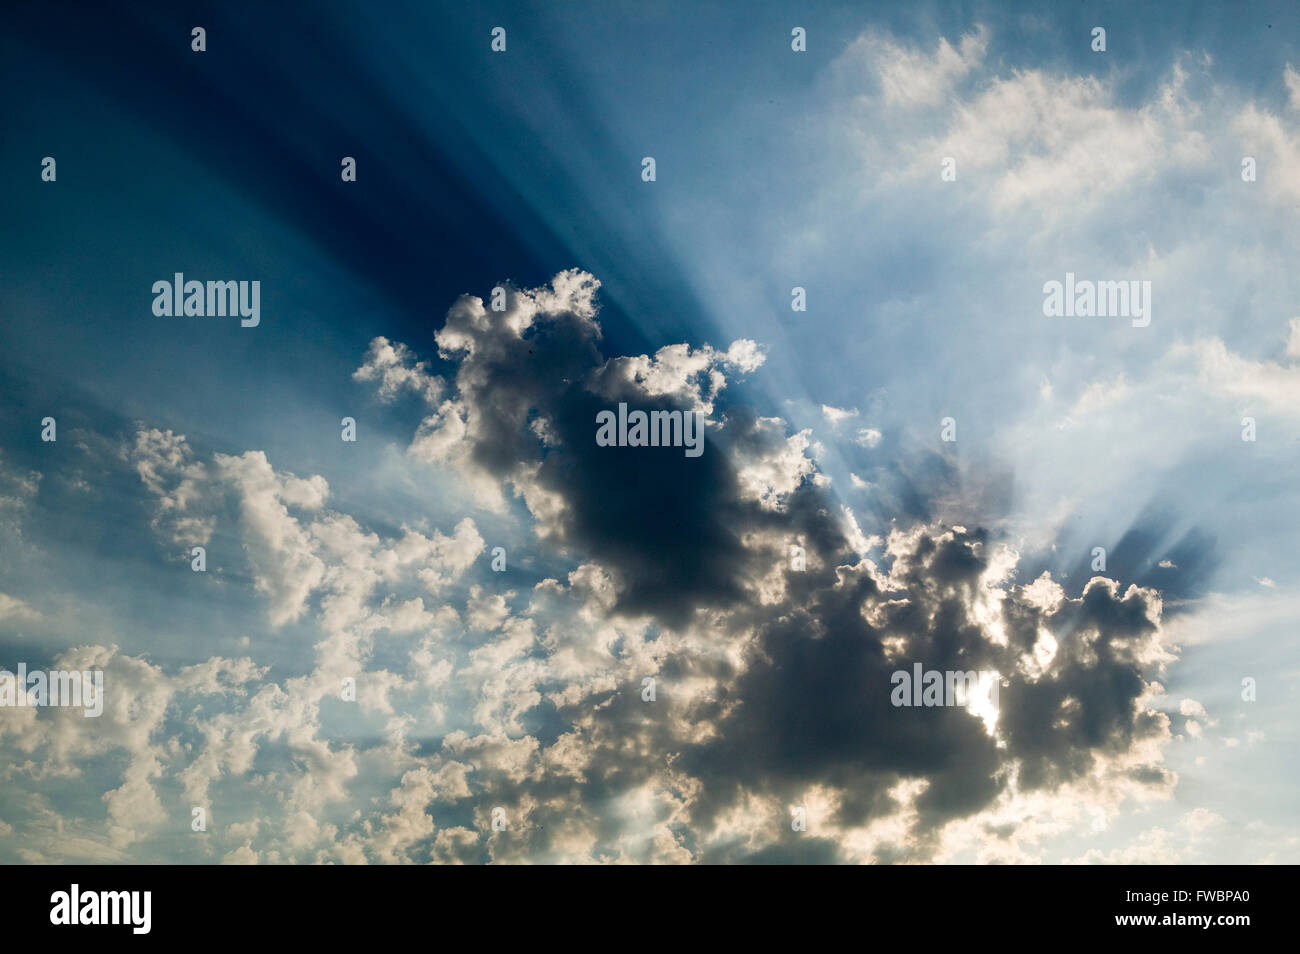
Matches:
[855,428,883,449]
[331,270,1185,862]
[847,25,989,108]
[213,450,329,627]
[821,404,858,424]
[128,429,215,546]
[0,452,40,542]
[352,336,444,405]
[364,270,774,621]
[0,263,1198,864]
[0,593,41,623]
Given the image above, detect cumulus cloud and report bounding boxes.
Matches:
[0,264,1196,864]
[353,336,445,405]
[334,270,1182,862]
[128,428,216,546]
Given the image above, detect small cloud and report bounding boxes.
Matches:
[724,339,766,374]
[1286,64,1300,113]
[855,428,883,448]
[821,404,859,424]
[1286,317,1300,361]
[1179,808,1225,833]
[353,336,444,405]
[0,593,41,622]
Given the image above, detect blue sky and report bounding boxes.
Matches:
[1,0,1297,863]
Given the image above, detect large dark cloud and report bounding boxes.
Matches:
[366,272,1181,861]
[426,277,776,623]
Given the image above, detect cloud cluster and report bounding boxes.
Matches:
[1,266,1192,863]
[14,9,1294,860]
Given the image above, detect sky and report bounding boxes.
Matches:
[0,0,1297,863]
